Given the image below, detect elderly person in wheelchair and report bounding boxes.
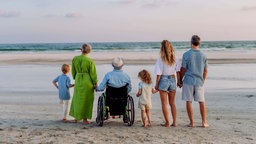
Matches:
[96,57,135,126]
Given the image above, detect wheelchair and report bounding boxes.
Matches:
[96,84,135,126]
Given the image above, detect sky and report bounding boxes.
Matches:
[0,0,256,43]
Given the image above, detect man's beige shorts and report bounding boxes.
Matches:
[182,84,205,102]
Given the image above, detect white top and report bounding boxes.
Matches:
[154,58,181,75]
[138,82,152,107]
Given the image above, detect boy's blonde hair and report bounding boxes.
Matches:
[138,69,152,85]
[160,40,175,66]
[61,64,70,74]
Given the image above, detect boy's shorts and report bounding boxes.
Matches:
[138,102,151,110]
[182,84,205,102]
[158,75,176,92]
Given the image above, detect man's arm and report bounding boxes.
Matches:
[179,67,186,86]
[96,74,108,91]
[203,68,208,81]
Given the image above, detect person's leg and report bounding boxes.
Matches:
[159,90,170,127]
[141,110,146,127]
[168,90,177,127]
[145,109,151,127]
[186,101,194,127]
[62,100,70,122]
[59,100,65,121]
[199,102,209,128]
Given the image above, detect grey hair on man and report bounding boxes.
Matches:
[112,57,124,70]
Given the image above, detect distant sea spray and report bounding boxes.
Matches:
[0,41,256,52]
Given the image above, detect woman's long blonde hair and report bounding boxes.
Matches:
[160,40,175,66]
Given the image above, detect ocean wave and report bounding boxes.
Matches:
[1,41,256,52]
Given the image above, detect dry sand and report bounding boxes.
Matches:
[0,51,256,143]
[1,50,256,65]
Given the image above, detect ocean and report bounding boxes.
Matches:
[0,41,256,52]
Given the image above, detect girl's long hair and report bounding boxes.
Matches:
[160,40,175,66]
[138,69,152,84]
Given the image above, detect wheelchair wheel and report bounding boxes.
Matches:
[96,95,104,126]
[127,95,135,126]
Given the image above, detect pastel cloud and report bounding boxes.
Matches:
[64,12,83,18]
[241,6,256,11]
[142,0,178,8]
[109,0,178,8]
[0,10,20,18]
[108,0,136,4]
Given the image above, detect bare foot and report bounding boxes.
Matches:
[148,123,151,127]
[160,123,170,127]
[202,122,209,128]
[62,119,69,123]
[187,123,194,127]
[82,120,90,125]
[171,123,177,127]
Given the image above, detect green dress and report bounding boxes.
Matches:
[69,54,98,120]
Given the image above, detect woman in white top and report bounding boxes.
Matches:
[154,40,181,127]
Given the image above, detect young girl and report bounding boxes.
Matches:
[52,64,74,122]
[136,69,158,128]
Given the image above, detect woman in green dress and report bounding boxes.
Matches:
[70,43,98,124]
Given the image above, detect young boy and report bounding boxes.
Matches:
[52,64,74,122]
[179,35,209,128]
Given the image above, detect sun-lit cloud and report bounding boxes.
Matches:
[0,10,20,18]
[241,6,256,11]
[142,0,178,8]
[44,14,58,18]
[108,0,178,8]
[64,13,83,18]
[108,0,136,4]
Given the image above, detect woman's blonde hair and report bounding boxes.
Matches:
[138,69,152,85]
[160,40,175,66]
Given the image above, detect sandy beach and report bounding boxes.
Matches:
[0,51,256,143]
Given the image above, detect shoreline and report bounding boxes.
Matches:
[1,51,256,65]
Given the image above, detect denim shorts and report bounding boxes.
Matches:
[158,75,176,92]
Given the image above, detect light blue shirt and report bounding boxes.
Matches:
[181,49,208,86]
[53,74,71,100]
[97,69,132,93]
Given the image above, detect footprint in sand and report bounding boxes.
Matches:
[10,125,17,128]
[20,126,28,129]
[32,123,44,126]
[246,95,254,98]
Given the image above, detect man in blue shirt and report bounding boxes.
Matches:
[179,35,209,128]
[97,57,132,93]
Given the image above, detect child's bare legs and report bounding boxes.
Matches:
[168,90,177,127]
[141,110,147,127]
[159,91,170,127]
[199,102,209,128]
[186,101,194,127]
[145,109,151,127]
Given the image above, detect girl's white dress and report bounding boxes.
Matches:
[138,82,152,110]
